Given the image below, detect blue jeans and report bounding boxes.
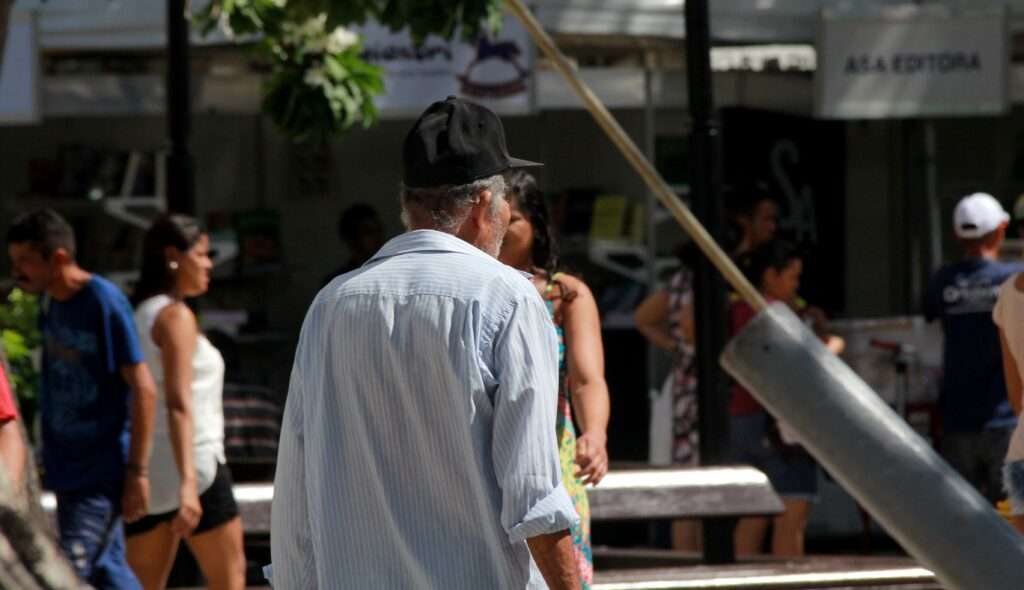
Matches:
[1004,460,1024,516]
[56,483,141,589]
[941,428,1012,503]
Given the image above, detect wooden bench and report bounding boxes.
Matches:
[40,469,940,588]
[39,465,785,533]
[591,557,940,589]
[590,466,783,521]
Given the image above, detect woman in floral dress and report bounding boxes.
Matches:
[634,261,700,551]
[499,172,611,588]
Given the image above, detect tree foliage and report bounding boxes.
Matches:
[197,0,504,142]
[0,289,40,433]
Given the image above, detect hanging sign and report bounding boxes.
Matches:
[359,17,534,117]
[816,7,1008,119]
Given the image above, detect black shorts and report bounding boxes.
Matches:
[125,461,239,537]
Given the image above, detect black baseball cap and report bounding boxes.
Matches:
[403,96,542,189]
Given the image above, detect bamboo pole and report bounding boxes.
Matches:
[504,0,767,312]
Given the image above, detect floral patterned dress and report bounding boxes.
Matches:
[667,268,699,465]
[544,274,593,588]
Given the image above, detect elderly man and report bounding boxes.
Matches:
[270,97,580,589]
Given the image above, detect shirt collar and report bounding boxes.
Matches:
[368,230,493,264]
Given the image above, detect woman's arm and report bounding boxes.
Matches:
[153,303,203,535]
[0,418,25,487]
[561,275,611,486]
[999,327,1023,415]
[633,289,675,352]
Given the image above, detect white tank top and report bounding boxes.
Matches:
[135,295,226,514]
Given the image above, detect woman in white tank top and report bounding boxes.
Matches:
[125,215,245,589]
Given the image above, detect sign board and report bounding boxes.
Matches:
[359,18,533,117]
[816,8,1008,119]
[0,10,41,124]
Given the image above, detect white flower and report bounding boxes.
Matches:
[281,21,302,47]
[218,10,235,40]
[303,66,329,88]
[304,36,328,55]
[325,27,358,54]
[300,14,328,38]
[270,0,287,7]
[326,27,359,54]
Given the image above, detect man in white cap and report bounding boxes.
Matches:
[925,193,1024,502]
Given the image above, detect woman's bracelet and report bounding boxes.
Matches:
[126,462,149,476]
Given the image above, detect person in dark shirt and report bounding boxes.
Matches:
[925,193,1024,502]
[727,184,779,258]
[321,203,386,287]
[7,209,157,588]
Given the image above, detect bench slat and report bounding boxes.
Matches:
[40,466,784,532]
[590,467,783,521]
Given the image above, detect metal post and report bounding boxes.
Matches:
[643,54,663,470]
[723,303,1024,590]
[166,0,195,214]
[924,121,941,271]
[685,0,733,564]
[0,0,11,67]
[643,57,658,313]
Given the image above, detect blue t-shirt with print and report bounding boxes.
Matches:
[39,275,143,492]
[925,258,1024,434]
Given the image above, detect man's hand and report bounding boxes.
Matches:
[122,472,150,523]
[171,481,202,537]
[575,431,608,486]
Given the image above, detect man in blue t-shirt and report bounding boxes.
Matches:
[925,193,1024,503]
[7,209,156,588]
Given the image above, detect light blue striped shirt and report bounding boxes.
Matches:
[270,230,578,589]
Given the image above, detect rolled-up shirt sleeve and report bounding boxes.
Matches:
[490,295,579,544]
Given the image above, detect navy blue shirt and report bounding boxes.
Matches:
[925,258,1024,434]
[39,275,143,492]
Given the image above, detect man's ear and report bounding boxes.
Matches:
[471,189,493,228]
[50,248,72,266]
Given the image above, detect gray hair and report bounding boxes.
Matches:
[400,174,507,232]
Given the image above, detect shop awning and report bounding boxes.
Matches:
[13,0,1024,50]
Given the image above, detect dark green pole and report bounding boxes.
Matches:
[166,0,195,214]
[685,0,734,565]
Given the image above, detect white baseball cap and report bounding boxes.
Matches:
[953,192,1009,239]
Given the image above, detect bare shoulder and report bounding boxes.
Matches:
[553,272,595,301]
[153,301,198,344]
[1014,272,1024,294]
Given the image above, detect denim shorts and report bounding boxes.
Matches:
[731,412,818,499]
[1003,460,1024,516]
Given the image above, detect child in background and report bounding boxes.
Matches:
[730,240,842,557]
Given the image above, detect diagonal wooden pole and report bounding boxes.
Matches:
[504,0,766,313]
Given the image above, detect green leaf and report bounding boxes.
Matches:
[2,330,28,360]
[199,0,503,141]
